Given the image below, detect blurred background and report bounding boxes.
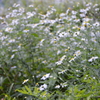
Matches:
[0,0,99,16]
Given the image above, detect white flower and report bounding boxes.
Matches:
[11,54,15,59]
[80,9,87,14]
[41,73,50,80]
[83,18,91,22]
[71,15,76,19]
[81,38,85,41]
[50,37,59,44]
[19,8,25,13]
[11,66,17,69]
[11,19,19,25]
[0,36,7,41]
[29,5,34,7]
[39,84,47,91]
[95,8,99,11]
[93,22,100,27]
[59,32,70,37]
[91,38,97,43]
[80,26,85,30]
[9,39,15,43]
[55,55,66,65]
[60,55,66,61]
[88,56,98,62]
[72,11,77,15]
[74,19,80,23]
[23,29,29,33]
[42,60,47,64]
[76,70,80,72]
[22,79,29,84]
[93,77,96,79]
[5,27,13,33]
[60,82,68,88]
[57,50,61,55]
[95,31,100,37]
[12,9,18,13]
[55,60,62,65]
[80,9,85,12]
[0,32,3,36]
[0,16,3,19]
[66,9,70,14]
[13,3,20,7]
[86,7,91,11]
[80,14,85,17]
[60,13,66,17]
[73,31,80,37]
[26,12,36,18]
[74,50,81,56]
[55,85,60,89]
[93,4,98,8]
[69,57,76,63]
[82,21,90,26]
[58,70,66,74]
[12,49,18,52]
[39,39,45,46]
[86,3,92,6]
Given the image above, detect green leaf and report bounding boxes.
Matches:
[31,33,38,37]
[33,87,40,96]
[24,86,33,95]
[16,86,32,95]
[0,86,3,90]
[16,89,28,95]
[8,83,14,94]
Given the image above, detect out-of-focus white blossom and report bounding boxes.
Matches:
[22,79,29,84]
[11,54,15,59]
[11,19,19,25]
[74,50,81,56]
[29,5,34,7]
[5,27,13,33]
[55,55,66,65]
[88,56,98,62]
[26,12,36,18]
[59,32,70,37]
[93,22,100,27]
[72,11,77,15]
[13,3,20,8]
[55,85,60,89]
[39,84,47,91]
[41,73,50,80]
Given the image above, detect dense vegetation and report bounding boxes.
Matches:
[0,0,100,100]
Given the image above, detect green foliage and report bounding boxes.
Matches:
[16,86,52,100]
[0,0,100,100]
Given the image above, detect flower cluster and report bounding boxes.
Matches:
[0,1,100,99]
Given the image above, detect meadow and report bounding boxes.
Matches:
[0,0,100,100]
